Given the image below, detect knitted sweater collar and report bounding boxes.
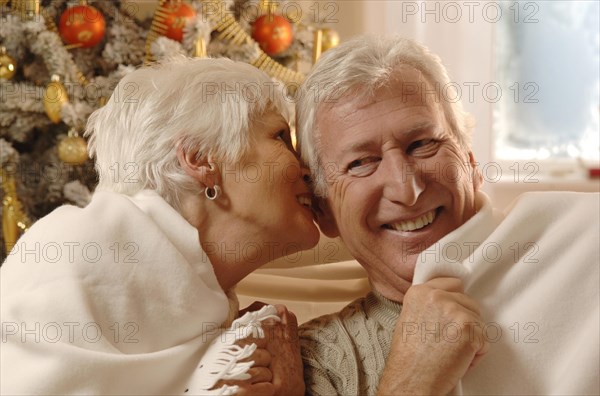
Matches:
[365,289,402,330]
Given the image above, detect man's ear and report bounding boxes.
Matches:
[176,145,221,188]
[313,197,340,238]
[468,151,484,192]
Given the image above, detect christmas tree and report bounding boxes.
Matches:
[0,0,340,258]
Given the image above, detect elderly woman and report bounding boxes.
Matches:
[0,57,319,395]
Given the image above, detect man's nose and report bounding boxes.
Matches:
[382,156,425,206]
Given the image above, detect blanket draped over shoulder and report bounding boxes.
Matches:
[1,190,275,395]
[414,191,600,395]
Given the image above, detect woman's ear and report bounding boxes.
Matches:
[176,145,221,188]
[313,197,340,238]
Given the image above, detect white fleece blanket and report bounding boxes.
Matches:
[1,190,276,395]
[413,191,600,395]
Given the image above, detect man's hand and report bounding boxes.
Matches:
[214,303,305,396]
[377,277,489,395]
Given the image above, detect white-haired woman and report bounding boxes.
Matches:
[0,57,319,395]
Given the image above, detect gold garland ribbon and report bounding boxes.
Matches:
[11,0,39,20]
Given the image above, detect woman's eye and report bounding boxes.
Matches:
[276,129,293,146]
[347,157,380,176]
[276,129,296,152]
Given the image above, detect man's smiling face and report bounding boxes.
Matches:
[316,66,482,300]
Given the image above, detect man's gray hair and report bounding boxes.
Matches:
[296,35,474,197]
[85,56,289,213]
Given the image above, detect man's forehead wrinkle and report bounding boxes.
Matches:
[317,100,364,145]
[318,67,440,157]
[334,97,433,135]
[329,95,372,123]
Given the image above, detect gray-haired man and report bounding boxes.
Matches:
[296,35,599,395]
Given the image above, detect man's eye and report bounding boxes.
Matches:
[408,139,439,156]
[347,157,380,176]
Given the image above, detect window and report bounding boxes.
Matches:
[495,1,599,161]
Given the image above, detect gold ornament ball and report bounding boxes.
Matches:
[321,28,340,52]
[0,51,17,80]
[44,76,69,124]
[58,135,88,165]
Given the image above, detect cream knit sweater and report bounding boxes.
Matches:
[300,291,401,395]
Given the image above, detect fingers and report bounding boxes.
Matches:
[273,305,299,331]
[384,276,490,394]
[234,382,275,396]
[273,304,289,319]
[239,301,269,317]
[402,276,489,359]
[246,366,273,383]
[472,322,491,359]
[407,277,480,316]
[423,276,465,293]
[445,291,481,317]
[236,335,268,349]
[279,307,298,327]
[230,304,304,396]
[215,380,275,396]
[213,367,273,388]
[238,348,272,367]
[470,336,490,369]
[275,308,299,342]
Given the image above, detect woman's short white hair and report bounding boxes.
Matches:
[85,56,289,213]
[296,35,474,197]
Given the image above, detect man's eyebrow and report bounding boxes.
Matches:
[340,140,379,157]
[401,122,437,136]
[338,122,436,157]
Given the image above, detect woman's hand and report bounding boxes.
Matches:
[213,332,275,395]
[214,303,305,396]
[265,305,305,396]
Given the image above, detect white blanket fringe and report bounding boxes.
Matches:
[186,305,281,395]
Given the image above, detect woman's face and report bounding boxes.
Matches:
[218,110,320,261]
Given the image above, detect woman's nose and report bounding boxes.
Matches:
[301,166,312,185]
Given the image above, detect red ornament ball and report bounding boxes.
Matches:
[59,4,106,48]
[162,1,197,42]
[252,14,294,56]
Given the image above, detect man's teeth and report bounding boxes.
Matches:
[387,210,436,232]
[297,196,311,207]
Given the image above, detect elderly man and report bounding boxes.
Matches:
[296,35,599,395]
